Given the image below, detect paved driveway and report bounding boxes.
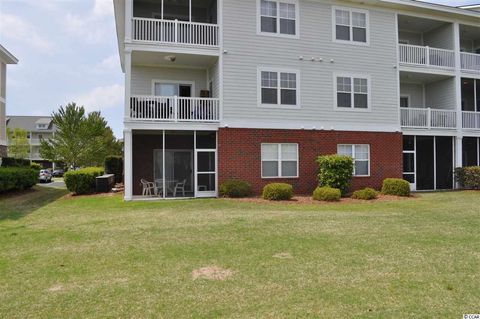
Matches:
[38,178,66,189]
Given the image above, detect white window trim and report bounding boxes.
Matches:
[332,6,370,46]
[333,73,371,112]
[337,144,371,177]
[257,0,300,39]
[151,79,196,97]
[258,67,301,109]
[261,143,299,178]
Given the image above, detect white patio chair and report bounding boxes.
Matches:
[141,179,156,197]
[173,179,187,197]
[154,179,164,197]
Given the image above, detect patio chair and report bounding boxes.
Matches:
[141,179,156,197]
[173,179,187,197]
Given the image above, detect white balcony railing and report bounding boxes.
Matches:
[462,111,480,130]
[132,18,219,47]
[129,95,220,122]
[399,44,455,69]
[400,107,457,129]
[461,52,480,72]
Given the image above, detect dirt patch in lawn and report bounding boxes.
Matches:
[47,284,64,292]
[192,266,234,281]
[273,252,293,259]
[226,194,417,205]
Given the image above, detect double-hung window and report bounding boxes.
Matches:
[261,143,298,178]
[333,7,369,44]
[335,75,369,110]
[260,69,299,107]
[259,0,298,36]
[337,144,370,176]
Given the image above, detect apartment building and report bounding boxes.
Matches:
[0,45,18,158]
[113,0,480,200]
[6,116,56,168]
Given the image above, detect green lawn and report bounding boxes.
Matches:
[0,188,479,318]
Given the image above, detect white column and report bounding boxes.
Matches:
[453,22,463,180]
[124,49,132,120]
[125,0,133,42]
[124,128,133,201]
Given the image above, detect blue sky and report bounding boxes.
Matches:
[0,0,478,137]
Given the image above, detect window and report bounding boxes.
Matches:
[259,0,298,36]
[400,95,410,108]
[260,69,299,107]
[337,144,370,176]
[261,143,298,178]
[335,75,369,110]
[333,7,369,44]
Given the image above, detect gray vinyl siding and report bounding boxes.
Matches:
[425,78,456,110]
[208,62,219,98]
[221,0,399,130]
[398,31,422,45]
[423,24,454,50]
[0,63,5,144]
[0,62,5,98]
[400,83,424,107]
[131,66,208,97]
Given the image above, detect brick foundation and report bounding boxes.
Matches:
[218,128,403,195]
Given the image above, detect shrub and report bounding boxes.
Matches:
[312,186,341,202]
[455,166,480,189]
[381,178,410,197]
[219,179,252,198]
[64,167,104,195]
[105,156,123,183]
[1,157,31,167]
[352,187,378,200]
[0,167,37,193]
[262,183,293,201]
[317,155,354,195]
[30,163,42,170]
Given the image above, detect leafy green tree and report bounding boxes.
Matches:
[7,128,30,159]
[40,103,120,168]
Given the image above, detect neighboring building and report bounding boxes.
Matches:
[0,45,18,158]
[113,0,480,200]
[6,116,56,168]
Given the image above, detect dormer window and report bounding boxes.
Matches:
[36,124,48,130]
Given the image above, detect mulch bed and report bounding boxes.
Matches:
[225,194,418,205]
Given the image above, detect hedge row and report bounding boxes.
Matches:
[1,157,31,167]
[64,167,104,195]
[0,167,37,193]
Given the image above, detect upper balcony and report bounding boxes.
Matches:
[398,15,456,72]
[132,0,219,50]
[460,24,480,73]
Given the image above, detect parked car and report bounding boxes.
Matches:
[52,169,64,177]
[39,169,52,183]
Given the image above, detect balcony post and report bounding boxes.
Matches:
[124,49,132,121]
[174,19,178,43]
[425,46,430,66]
[174,96,178,122]
[125,0,133,42]
[124,128,133,201]
[427,108,431,129]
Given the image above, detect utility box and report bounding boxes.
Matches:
[96,174,115,193]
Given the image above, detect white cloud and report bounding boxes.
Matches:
[97,54,120,70]
[74,84,124,112]
[63,0,114,44]
[0,13,53,53]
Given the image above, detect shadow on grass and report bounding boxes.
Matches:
[0,186,69,221]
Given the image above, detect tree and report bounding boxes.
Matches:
[7,128,30,159]
[40,103,120,168]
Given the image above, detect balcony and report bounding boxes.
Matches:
[132,18,219,48]
[401,107,457,129]
[461,52,480,72]
[129,96,220,122]
[462,111,480,130]
[399,44,455,70]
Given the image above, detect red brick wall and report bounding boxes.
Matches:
[218,128,403,195]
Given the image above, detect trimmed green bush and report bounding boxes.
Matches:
[0,167,37,193]
[105,156,123,183]
[219,179,252,198]
[262,183,293,201]
[455,166,480,189]
[381,178,410,197]
[30,163,42,170]
[64,167,104,195]
[317,155,354,195]
[312,186,341,202]
[352,187,378,200]
[1,157,31,167]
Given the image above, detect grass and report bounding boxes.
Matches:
[0,187,479,318]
